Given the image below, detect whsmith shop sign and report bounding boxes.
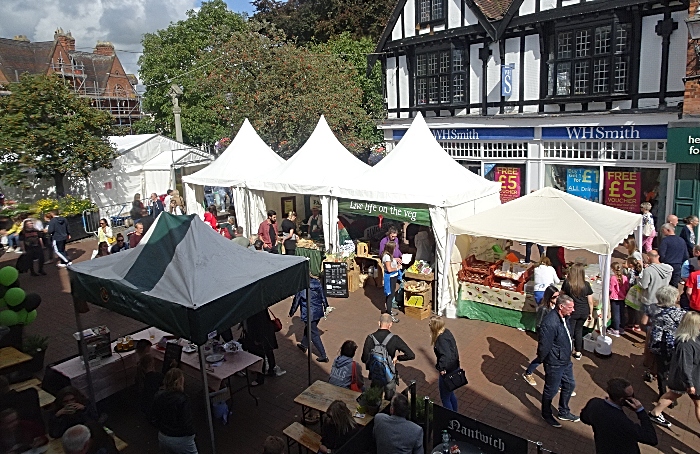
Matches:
[667,127,700,163]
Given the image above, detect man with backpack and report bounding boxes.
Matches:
[361,314,415,400]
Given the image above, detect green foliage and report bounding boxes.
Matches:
[253,0,396,44]
[138,0,247,144]
[358,385,383,407]
[200,24,374,157]
[32,195,95,216]
[0,74,116,196]
[33,199,60,214]
[0,203,33,218]
[22,334,49,355]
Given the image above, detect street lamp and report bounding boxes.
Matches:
[686,6,700,39]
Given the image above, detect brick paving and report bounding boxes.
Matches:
[3,240,700,453]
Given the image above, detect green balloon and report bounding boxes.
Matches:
[4,288,24,307]
[0,267,18,287]
[0,310,18,326]
[25,310,37,325]
[16,309,27,325]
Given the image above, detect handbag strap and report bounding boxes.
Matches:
[268,308,277,319]
[351,361,357,384]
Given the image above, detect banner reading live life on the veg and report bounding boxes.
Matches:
[494,167,521,203]
[604,170,641,213]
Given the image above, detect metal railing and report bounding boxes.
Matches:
[82,203,132,236]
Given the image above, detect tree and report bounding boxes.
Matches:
[137,0,247,144]
[0,75,116,196]
[253,0,396,44]
[200,24,375,157]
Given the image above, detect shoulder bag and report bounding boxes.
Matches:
[443,368,468,392]
[350,361,362,392]
[268,309,283,332]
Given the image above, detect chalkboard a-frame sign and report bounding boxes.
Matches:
[324,262,349,298]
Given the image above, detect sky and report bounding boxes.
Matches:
[0,0,255,85]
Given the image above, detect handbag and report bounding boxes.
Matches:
[268,309,282,332]
[350,361,362,392]
[443,368,468,392]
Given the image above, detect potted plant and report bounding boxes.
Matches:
[357,386,383,416]
[22,335,48,373]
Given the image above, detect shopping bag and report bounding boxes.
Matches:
[268,309,282,332]
[443,369,468,392]
[624,284,643,311]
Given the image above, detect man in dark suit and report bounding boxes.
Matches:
[149,193,165,219]
[538,294,579,427]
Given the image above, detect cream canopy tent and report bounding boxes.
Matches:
[335,113,502,316]
[448,187,643,334]
[245,115,371,250]
[181,119,285,237]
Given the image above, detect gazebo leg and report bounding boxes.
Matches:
[199,348,217,454]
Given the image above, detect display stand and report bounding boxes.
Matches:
[403,271,433,320]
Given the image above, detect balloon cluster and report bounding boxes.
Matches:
[0,266,41,326]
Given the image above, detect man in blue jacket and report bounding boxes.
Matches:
[290,275,329,362]
[537,294,578,427]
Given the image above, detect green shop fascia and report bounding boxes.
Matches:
[666,125,700,163]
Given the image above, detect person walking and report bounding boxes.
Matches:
[362,314,415,400]
[639,250,673,326]
[525,242,545,264]
[242,309,286,386]
[580,377,657,453]
[289,275,329,362]
[680,245,700,310]
[538,295,579,427]
[257,210,279,253]
[533,257,560,304]
[641,202,656,253]
[561,263,593,360]
[382,241,401,323]
[152,368,198,454]
[649,311,700,429]
[649,286,684,402]
[522,285,560,386]
[658,223,689,288]
[150,193,165,219]
[19,219,45,276]
[46,211,71,267]
[680,216,699,257]
[281,212,298,255]
[329,340,365,390]
[429,315,460,411]
[97,219,114,246]
[130,194,144,221]
[686,257,700,312]
[609,262,630,337]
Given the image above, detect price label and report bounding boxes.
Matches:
[604,171,641,212]
[494,167,521,203]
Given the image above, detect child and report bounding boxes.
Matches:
[623,257,643,332]
[4,216,23,253]
[533,257,560,304]
[641,202,656,253]
[609,262,629,337]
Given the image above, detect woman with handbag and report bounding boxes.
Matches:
[329,340,365,391]
[97,218,114,246]
[242,309,286,386]
[430,315,461,411]
[289,275,329,362]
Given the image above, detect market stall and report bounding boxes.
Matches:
[448,187,642,336]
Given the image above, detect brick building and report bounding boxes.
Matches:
[0,29,141,129]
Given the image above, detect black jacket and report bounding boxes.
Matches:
[537,309,573,367]
[680,226,696,257]
[47,216,70,242]
[361,329,415,366]
[668,337,700,392]
[152,390,195,437]
[433,329,459,373]
[580,398,657,454]
[659,235,689,266]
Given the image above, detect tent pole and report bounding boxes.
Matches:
[199,347,217,454]
[637,223,643,255]
[306,274,312,387]
[73,301,98,416]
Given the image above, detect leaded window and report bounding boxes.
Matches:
[415,47,467,106]
[548,20,631,97]
[418,0,445,24]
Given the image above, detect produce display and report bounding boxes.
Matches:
[407,260,433,275]
[458,255,533,292]
[404,280,429,292]
[297,238,320,250]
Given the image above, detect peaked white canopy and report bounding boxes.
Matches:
[182,119,285,187]
[449,186,642,256]
[337,113,501,207]
[246,115,370,195]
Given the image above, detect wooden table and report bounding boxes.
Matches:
[8,378,55,408]
[294,380,388,427]
[0,346,31,371]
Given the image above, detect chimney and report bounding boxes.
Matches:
[54,28,75,51]
[94,41,115,56]
[12,35,29,42]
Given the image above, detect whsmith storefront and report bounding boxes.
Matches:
[383,113,683,225]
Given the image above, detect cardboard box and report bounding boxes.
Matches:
[405,304,431,320]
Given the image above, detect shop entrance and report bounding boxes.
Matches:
[674,163,700,237]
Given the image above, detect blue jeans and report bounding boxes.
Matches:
[301,320,326,359]
[534,291,545,305]
[204,193,215,208]
[525,358,541,375]
[438,373,458,412]
[542,362,575,418]
[611,299,626,331]
[7,234,19,248]
[158,433,198,454]
[525,243,544,263]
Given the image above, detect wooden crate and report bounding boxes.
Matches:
[348,269,361,293]
[405,304,431,320]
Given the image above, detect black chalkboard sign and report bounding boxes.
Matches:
[324,262,349,298]
[162,342,183,375]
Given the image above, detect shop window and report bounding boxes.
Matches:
[484,164,526,203]
[547,20,630,97]
[415,47,466,106]
[602,167,668,220]
[418,0,445,24]
[543,141,666,162]
[545,164,601,202]
[440,141,528,159]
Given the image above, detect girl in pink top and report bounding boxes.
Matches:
[609,262,630,337]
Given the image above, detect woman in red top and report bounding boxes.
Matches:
[203,205,218,229]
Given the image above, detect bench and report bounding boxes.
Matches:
[283,422,322,454]
[9,378,55,408]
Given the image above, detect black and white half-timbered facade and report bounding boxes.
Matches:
[373,0,691,220]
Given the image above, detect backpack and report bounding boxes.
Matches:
[367,333,396,386]
[220,227,232,240]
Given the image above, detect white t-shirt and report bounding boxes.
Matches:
[534,265,560,291]
[383,253,398,276]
